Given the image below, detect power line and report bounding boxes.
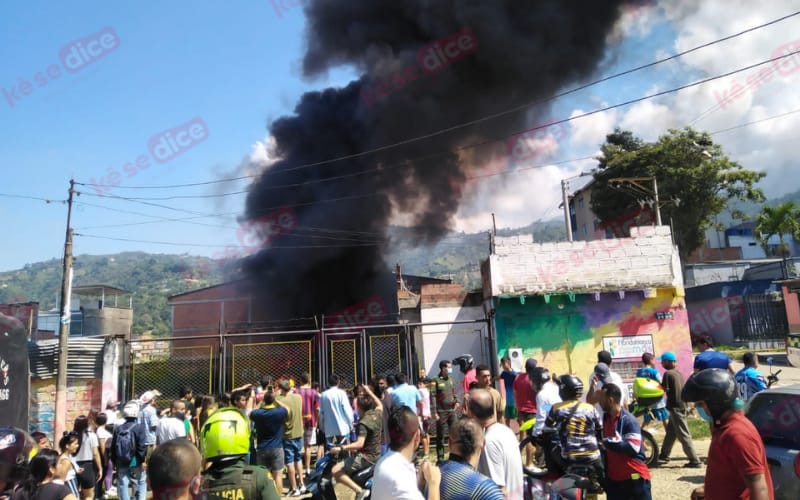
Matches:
[73,10,800,192]
[709,107,800,135]
[74,101,800,233]
[0,193,65,204]
[74,233,383,249]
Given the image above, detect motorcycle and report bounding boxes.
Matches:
[306,451,374,500]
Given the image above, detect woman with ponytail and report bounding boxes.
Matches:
[12,449,77,500]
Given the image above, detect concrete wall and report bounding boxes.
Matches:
[494,289,694,388]
[486,226,681,295]
[30,377,102,440]
[82,307,132,337]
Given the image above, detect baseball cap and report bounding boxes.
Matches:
[593,362,610,381]
[139,390,162,405]
[525,358,538,373]
[658,351,677,362]
[123,401,140,418]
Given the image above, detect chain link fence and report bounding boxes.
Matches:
[228,337,312,388]
[329,338,358,390]
[368,333,403,379]
[129,338,215,409]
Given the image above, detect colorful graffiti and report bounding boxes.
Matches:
[494,288,693,381]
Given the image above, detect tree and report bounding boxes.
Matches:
[755,202,800,277]
[590,127,765,261]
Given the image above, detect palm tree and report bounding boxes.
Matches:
[755,202,800,277]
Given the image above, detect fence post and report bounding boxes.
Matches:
[218,317,225,393]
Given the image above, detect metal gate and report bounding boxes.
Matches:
[328,336,359,390]
[731,294,789,345]
[227,334,313,389]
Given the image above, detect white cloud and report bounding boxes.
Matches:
[569,108,618,147]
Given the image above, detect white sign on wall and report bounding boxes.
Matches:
[507,348,524,372]
[602,335,654,360]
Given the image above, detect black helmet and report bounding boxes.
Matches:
[556,374,583,401]
[452,354,474,373]
[682,368,738,421]
[529,367,551,391]
[0,428,37,489]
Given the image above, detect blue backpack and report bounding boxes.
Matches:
[114,422,136,465]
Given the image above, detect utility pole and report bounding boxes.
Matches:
[561,178,573,242]
[609,176,663,226]
[55,179,76,439]
[652,177,662,226]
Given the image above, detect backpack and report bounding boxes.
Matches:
[114,423,136,465]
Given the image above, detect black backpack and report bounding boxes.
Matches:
[114,423,136,465]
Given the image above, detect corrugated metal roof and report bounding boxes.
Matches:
[28,338,105,379]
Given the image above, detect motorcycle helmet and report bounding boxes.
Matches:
[200,408,251,460]
[0,428,38,490]
[681,368,738,421]
[529,367,551,392]
[633,377,664,407]
[556,374,583,401]
[452,354,474,373]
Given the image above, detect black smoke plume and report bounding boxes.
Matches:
[242,0,628,319]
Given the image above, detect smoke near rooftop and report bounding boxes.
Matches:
[242,0,629,318]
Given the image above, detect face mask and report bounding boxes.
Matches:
[447,367,453,374]
[696,405,713,423]
[174,412,186,420]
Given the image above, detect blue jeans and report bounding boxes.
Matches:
[117,466,146,500]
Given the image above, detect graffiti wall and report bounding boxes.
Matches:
[494,288,693,383]
[30,377,102,439]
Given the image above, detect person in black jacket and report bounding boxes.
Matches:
[110,402,147,500]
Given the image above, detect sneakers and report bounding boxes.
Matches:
[299,485,307,494]
[657,457,670,464]
[355,490,371,500]
[684,461,703,468]
[289,489,303,497]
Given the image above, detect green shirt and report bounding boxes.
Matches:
[204,459,280,500]
[431,374,457,414]
[357,408,383,463]
[277,392,303,439]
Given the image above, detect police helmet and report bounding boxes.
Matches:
[200,408,251,460]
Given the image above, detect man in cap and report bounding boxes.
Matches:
[684,369,772,500]
[111,401,148,500]
[657,352,702,468]
[430,359,459,462]
[586,362,626,416]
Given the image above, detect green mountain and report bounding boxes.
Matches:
[0,220,566,335]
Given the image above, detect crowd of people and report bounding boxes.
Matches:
[0,337,777,500]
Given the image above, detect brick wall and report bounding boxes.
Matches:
[30,377,102,440]
[487,225,683,295]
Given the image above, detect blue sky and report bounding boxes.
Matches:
[2,1,800,272]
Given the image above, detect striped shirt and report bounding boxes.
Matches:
[296,387,320,428]
[545,400,602,462]
[439,458,504,500]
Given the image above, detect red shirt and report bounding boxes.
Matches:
[513,373,537,413]
[705,412,774,500]
[603,411,651,481]
[462,368,477,394]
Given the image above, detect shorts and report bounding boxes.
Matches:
[342,454,373,476]
[504,405,518,419]
[644,407,669,423]
[256,447,285,473]
[419,417,433,435]
[519,411,536,424]
[75,461,96,489]
[303,427,314,444]
[283,437,303,464]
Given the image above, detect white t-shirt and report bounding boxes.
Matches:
[156,416,187,443]
[418,387,431,418]
[533,382,562,436]
[74,432,98,461]
[478,422,523,499]
[371,450,424,500]
[96,425,112,441]
[594,370,627,416]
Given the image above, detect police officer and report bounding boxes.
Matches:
[430,359,459,462]
[200,407,280,500]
